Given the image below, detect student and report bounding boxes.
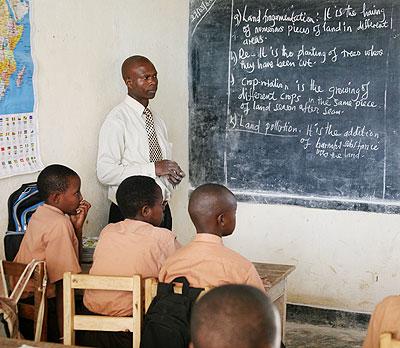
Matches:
[96,55,185,228]
[362,295,400,348]
[14,164,91,341]
[190,284,281,348]
[159,183,265,291]
[81,175,180,348]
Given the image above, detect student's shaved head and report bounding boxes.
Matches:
[188,183,237,235]
[190,285,281,348]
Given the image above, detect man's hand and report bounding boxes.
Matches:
[155,160,185,185]
[70,200,91,232]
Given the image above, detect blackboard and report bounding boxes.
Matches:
[188,0,400,213]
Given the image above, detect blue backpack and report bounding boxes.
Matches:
[4,183,44,261]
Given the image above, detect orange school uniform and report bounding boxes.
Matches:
[84,219,179,316]
[14,204,81,294]
[363,295,400,348]
[159,233,265,292]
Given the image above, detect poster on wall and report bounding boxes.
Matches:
[0,0,43,179]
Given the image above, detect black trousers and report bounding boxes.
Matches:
[108,202,172,230]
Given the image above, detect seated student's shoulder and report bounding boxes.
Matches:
[375,295,400,314]
[34,204,70,222]
[220,243,254,266]
[34,205,75,238]
[164,243,186,260]
[218,247,265,291]
[363,295,400,348]
[381,295,400,305]
[102,220,177,244]
[163,238,251,268]
[149,225,178,244]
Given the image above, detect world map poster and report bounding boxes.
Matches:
[0,0,43,179]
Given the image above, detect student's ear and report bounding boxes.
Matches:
[217,213,225,226]
[141,205,151,218]
[48,192,60,205]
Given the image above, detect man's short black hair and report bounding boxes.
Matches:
[191,284,280,348]
[37,164,78,201]
[116,176,161,219]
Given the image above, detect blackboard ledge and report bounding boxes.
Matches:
[234,190,400,214]
[188,185,400,214]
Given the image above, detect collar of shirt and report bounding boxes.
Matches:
[121,218,152,230]
[42,203,66,216]
[124,95,148,120]
[193,233,223,245]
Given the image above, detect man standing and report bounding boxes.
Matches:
[97,55,184,229]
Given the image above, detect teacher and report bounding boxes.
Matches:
[97,55,185,229]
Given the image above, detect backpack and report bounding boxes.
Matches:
[0,260,47,340]
[4,183,44,261]
[140,277,204,348]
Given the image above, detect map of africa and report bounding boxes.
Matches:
[0,0,42,178]
[0,0,33,114]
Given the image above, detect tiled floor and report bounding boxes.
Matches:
[285,321,367,348]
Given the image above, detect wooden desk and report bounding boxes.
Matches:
[0,336,84,347]
[253,262,295,342]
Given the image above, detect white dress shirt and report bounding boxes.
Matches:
[97,95,173,204]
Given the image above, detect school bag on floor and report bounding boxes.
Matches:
[4,183,44,261]
[0,260,47,340]
[140,277,204,348]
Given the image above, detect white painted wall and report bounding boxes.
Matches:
[0,1,191,249]
[0,1,398,314]
[225,203,400,312]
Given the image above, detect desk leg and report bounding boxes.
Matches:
[271,280,288,344]
[274,293,286,343]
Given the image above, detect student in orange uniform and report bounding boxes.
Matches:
[190,284,281,348]
[159,183,265,292]
[14,164,91,341]
[80,175,179,348]
[362,295,400,348]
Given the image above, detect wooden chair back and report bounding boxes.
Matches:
[63,272,141,348]
[1,260,47,341]
[144,278,209,313]
[381,333,400,348]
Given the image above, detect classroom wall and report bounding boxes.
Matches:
[0,1,192,250]
[0,1,398,314]
[224,204,400,313]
